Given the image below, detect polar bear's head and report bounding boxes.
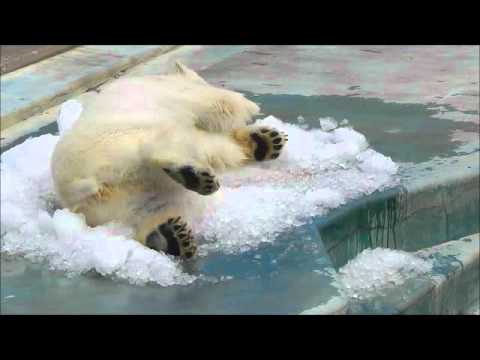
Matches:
[174,61,261,131]
[174,61,209,85]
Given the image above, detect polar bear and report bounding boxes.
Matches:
[51,62,288,259]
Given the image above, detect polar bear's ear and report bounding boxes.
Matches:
[174,61,208,85]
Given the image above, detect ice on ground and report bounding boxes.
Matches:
[1,101,399,286]
[197,116,398,254]
[333,248,433,301]
[1,104,194,286]
[319,117,338,131]
[0,136,195,286]
[57,99,83,135]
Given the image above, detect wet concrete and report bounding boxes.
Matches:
[246,92,478,163]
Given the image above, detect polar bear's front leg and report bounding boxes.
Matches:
[143,148,220,195]
[162,165,220,196]
[187,126,289,172]
[136,211,197,259]
[232,126,288,161]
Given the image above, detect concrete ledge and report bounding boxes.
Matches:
[411,234,480,314]
[343,234,479,314]
[318,156,479,270]
[300,295,349,315]
[0,45,178,130]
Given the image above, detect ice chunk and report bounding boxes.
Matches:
[334,248,433,300]
[319,117,338,131]
[57,100,83,135]
[356,149,398,175]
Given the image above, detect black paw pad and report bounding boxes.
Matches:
[250,127,287,161]
[164,166,219,195]
[147,216,198,259]
[146,231,163,252]
[251,133,268,161]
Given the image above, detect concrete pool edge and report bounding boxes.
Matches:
[300,234,479,315]
[411,234,480,314]
[0,45,179,130]
[300,162,479,315]
[315,163,478,266]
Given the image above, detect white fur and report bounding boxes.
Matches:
[51,62,260,240]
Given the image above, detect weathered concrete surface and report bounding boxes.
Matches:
[1,46,479,314]
[0,46,77,74]
[415,234,480,315]
[4,45,478,159]
[319,152,479,269]
[0,45,177,130]
[128,45,479,120]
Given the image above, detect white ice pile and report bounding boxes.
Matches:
[1,102,194,286]
[319,117,339,131]
[0,101,399,286]
[334,248,433,300]
[197,116,399,253]
[56,99,83,135]
[0,135,195,286]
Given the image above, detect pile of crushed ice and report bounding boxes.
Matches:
[198,115,399,254]
[1,100,399,286]
[0,134,195,286]
[333,248,433,300]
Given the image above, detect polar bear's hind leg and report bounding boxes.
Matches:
[136,211,197,259]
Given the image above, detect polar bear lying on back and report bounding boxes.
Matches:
[51,62,288,259]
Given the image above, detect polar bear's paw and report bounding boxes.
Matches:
[250,127,288,161]
[146,216,197,259]
[163,165,220,195]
